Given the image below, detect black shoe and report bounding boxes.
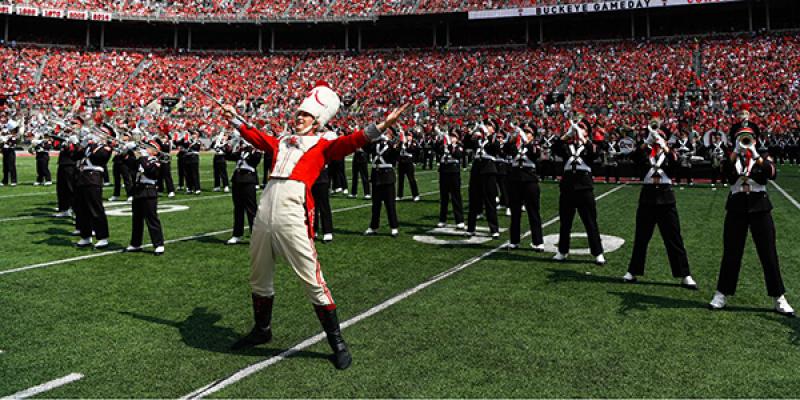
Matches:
[231,326,272,350]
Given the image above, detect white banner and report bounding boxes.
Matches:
[66,10,89,20]
[89,11,112,21]
[469,0,745,19]
[41,8,65,18]
[0,5,11,14]
[15,6,40,17]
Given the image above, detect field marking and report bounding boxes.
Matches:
[1,373,84,399]
[0,189,442,276]
[0,194,232,223]
[770,181,800,211]
[182,185,627,399]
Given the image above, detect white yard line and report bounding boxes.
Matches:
[182,185,627,399]
[1,373,84,399]
[0,189,443,276]
[770,180,800,211]
[0,194,232,223]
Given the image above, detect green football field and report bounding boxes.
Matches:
[2,155,800,398]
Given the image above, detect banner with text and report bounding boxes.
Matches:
[469,0,745,20]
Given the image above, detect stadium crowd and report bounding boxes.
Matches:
[1,0,616,19]
[1,34,799,145]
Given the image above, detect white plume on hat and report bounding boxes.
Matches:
[297,81,341,129]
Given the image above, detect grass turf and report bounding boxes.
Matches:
[1,155,800,398]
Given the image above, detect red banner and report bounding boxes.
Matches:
[90,11,111,21]
[15,6,40,17]
[66,10,89,20]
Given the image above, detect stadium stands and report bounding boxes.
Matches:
[2,34,798,138]
[3,0,602,19]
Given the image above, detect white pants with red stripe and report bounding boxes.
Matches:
[249,179,334,306]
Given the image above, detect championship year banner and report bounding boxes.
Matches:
[0,5,11,14]
[15,6,40,17]
[469,0,745,20]
[41,8,65,18]
[66,10,89,20]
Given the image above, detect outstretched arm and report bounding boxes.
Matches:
[222,105,278,157]
[325,103,410,161]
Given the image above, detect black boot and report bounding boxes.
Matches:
[231,294,273,350]
[314,305,352,370]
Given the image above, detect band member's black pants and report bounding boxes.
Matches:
[185,161,200,192]
[177,156,186,188]
[558,189,603,256]
[351,161,370,196]
[232,181,258,237]
[158,162,175,194]
[56,165,76,211]
[36,156,51,183]
[497,173,509,207]
[604,165,620,183]
[508,180,543,246]
[467,173,498,234]
[370,182,398,230]
[717,208,785,297]
[75,184,109,240]
[438,172,464,225]
[677,166,693,184]
[2,149,16,184]
[213,155,229,188]
[628,203,690,278]
[312,181,333,235]
[131,195,164,247]
[397,162,419,198]
[113,163,132,197]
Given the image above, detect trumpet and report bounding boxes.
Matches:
[737,133,755,148]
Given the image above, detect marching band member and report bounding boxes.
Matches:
[225,140,262,245]
[709,120,794,316]
[707,131,728,189]
[396,129,420,201]
[221,81,409,370]
[537,128,557,181]
[155,132,176,198]
[125,141,165,256]
[504,126,544,251]
[54,119,81,217]
[602,132,621,184]
[435,129,465,229]
[73,129,112,249]
[184,131,202,194]
[465,121,501,239]
[623,123,696,289]
[674,130,695,186]
[31,136,53,186]
[313,131,337,243]
[212,131,230,193]
[109,133,136,202]
[365,128,400,237]
[349,138,371,199]
[495,129,511,216]
[552,113,605,265]
[174,131,188,191]
[1,118,19,186]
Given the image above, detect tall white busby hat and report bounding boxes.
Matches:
[297,81,341,129]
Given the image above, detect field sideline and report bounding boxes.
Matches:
[2,156,800,398]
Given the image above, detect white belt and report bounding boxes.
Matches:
[81,166,104,173]
[237,166,256,173]
[515,161,536,169]
[138,177,157,185]
[480,155,496,161]
[374,164,394,169]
